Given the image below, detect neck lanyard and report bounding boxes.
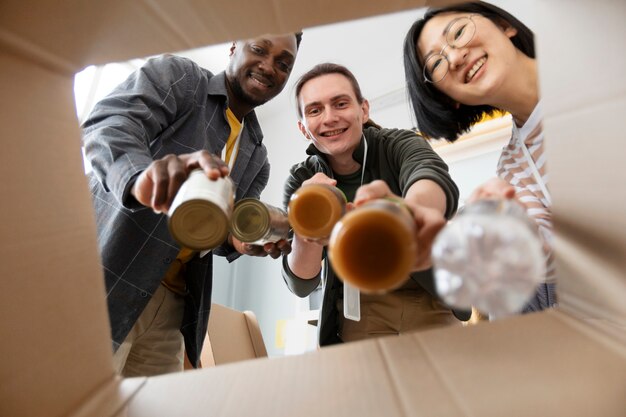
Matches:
[343,133,368,323]
[360,134,368,186]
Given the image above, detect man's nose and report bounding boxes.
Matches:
[257,56,276,76]
[321,107,339,124]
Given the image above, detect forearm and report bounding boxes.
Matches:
[287,235,324,279]
[405,179,447,214]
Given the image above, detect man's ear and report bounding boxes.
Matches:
[361,99,371,123]
[297,120,310,140]
[229,42,237,57]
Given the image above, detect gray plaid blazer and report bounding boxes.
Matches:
[82,55,270,366]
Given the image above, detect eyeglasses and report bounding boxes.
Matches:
[423,15,477,83]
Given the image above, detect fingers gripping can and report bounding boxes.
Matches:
[230,199,290,245]
[168,169,234,250]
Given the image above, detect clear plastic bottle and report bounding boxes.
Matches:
[431,199,545,319]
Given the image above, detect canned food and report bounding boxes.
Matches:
[168,169,234,250]
[231,199,289,245]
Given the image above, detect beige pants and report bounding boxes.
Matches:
[338,282,459,343]
[112,284,185,377]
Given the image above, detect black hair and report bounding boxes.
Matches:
[403,1,535,141]
[295,32,303,49]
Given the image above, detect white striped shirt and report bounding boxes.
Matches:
[496,102,556,285]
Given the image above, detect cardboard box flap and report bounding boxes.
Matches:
[0,51,118,417]
[0,0,436,73]
[123,311,626,417]
[204,303,268,366]
[534,0,626,327]
[383,311,626,417]
[127,339,406,416]
[70,377,145,417]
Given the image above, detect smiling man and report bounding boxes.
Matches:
[282,63,467,348]
[82,32,301,376]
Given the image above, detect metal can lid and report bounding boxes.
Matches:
[168,198,229,250]
[231,199,270,243]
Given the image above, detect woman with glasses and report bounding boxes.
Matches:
[400,1,555,312]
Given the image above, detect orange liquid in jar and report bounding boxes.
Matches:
[288,184,346,239]
[329,200,416,293]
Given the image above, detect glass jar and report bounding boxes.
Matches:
[288,183,346,240]
[328,199,416,293]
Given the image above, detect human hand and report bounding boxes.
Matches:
[263,239,292,259]
[354,180,446,271]
[231,236,292,259]
[467,177,516,204]
[131,150,229,213]
[301,172,337,187]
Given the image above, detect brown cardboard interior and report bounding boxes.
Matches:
[203,303,268,366]
[534,0,626,340]
[126,311,626,417]
[1,0,625,416]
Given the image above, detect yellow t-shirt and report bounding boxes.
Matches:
[224,107,242,165]
[161,108,242,295]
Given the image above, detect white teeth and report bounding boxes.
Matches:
[322,129,345,137]
[250,73,270,87]
[466,57,487,82]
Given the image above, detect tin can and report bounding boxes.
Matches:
[328,199,416,293]
[288,184,347,240]
[168,169,234,250]
[230,199,290,245]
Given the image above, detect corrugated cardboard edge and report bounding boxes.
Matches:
[243,310,269,358]
[69,377,146,417]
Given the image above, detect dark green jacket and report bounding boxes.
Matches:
[281,126,465,346]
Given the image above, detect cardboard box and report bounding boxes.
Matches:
[203,303,268,367]
[1,0,625,416]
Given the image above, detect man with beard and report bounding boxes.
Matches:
[81,32,301,376]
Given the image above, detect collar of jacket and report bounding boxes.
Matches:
[207,71,264,145]
[304,125,375,169]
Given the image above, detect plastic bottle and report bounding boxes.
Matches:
[230,199,290,245]
[431,199,545,319]
[288,183,347,240]
[328,199,416,293]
